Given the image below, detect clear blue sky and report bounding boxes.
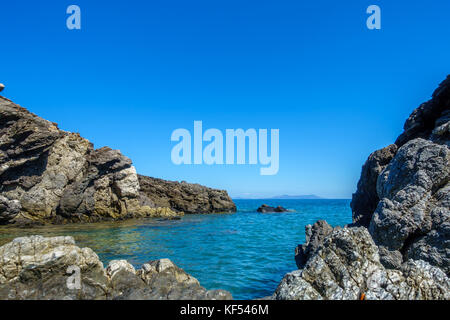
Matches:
[1,1,449,198]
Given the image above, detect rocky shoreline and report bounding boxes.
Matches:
[0,75,449,300]
[0,96,236,226]
[0,235,232,300]
[272,76,450,300]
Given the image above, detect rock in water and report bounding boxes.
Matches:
[0,235,232,300]
[0,96,236,225]
[274,75,450,300]
[257,204,288,213]
[0,83,4,92]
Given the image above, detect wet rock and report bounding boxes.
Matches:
[0,84,4,92]
[0,235,232,300]
[257,204,288,213]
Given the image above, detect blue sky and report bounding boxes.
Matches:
[1,0,449,198]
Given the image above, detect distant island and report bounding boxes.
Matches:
[233,195,324,200]
[269,195,323,200]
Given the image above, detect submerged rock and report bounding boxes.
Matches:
[257,204,288,213]
[0,235,232,300]
[0,96,235,225]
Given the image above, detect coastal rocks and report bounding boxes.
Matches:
[351,145,398,227]
[295,220,333,269]
[369,138,450,273]
[396,76,450,147]
[273,227,449,300]
[274,76,450,300]
[138,175,236,214]
[0,96,235,225]
[0,84,4,92]
[0,235,232,300]
[256,204,288,213]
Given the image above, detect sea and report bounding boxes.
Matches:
[0,199,351,300]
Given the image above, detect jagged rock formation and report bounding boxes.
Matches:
[0,235,232,300]
[275,227,448,300]
[274,76,450,300]
[138,175,236,214]
[0,96,236,225]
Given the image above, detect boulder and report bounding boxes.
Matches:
[0,235,232,300]
[257,204,288,213]
[274,227,449,300]
[369,138,450,273]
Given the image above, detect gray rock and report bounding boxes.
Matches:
[138,175,236,214]
[0,196,21,223]
[351,145,398,227]
[295,220,333,269]
[369,138,449,273]
[0,235,232,300]
[275,76,450,300]
[273,227,449,300]
[396,75,450,146]
[257,204,288,213]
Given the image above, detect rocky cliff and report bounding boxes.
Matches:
[0,96,235,225]
[274,76,450,300]
[0,235,232,300]
[138,175,236,214]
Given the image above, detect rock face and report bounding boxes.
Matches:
[0,235,232,300]
[274,76,450,300]
[274,227,449,300]
[0,96,236,225]
[138,175,236,214]
[256,204,288,213]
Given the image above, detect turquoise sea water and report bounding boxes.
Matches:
[0,199,351,299]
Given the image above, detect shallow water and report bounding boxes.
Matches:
[0,199,351,300]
